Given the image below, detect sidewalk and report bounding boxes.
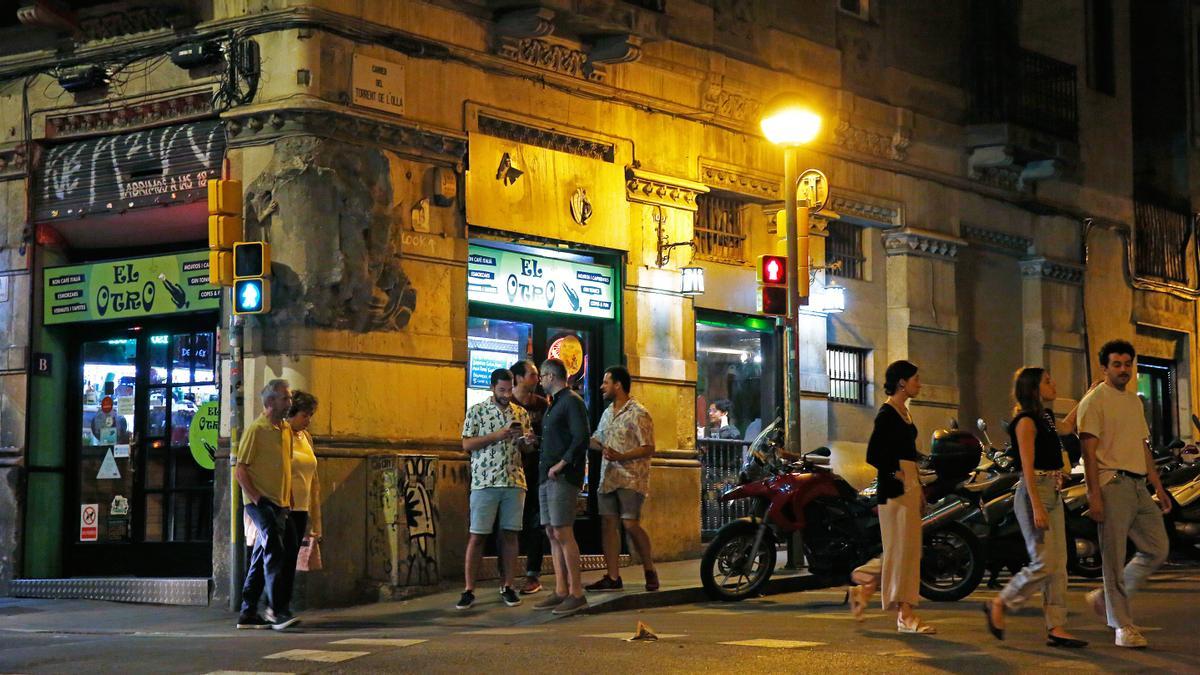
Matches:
[0,553,833,637]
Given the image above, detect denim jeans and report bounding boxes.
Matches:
[241,499,295,616]
[999,474,1068,629]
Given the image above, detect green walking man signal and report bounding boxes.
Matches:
[233,241,271,315]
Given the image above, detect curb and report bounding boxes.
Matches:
[578,571,840,615]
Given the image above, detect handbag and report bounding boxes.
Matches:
[296,537,323,572]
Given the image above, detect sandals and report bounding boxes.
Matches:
[848,586,867,622]
[897,616,937,634]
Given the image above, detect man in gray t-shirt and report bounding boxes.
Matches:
[1079,340,1171,649]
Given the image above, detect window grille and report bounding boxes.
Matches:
[694,194,747,263]
[828,345,868,404]
[1134,201,1193,283]
[826,220,865,280]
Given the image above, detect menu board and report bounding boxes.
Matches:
[44,251,221,324]
[467,244,615,319]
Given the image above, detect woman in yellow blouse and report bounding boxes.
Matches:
[285,391,322,579]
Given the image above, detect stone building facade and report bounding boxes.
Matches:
[0,0,1195,607]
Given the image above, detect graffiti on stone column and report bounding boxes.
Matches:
[243,136,417,331]
[398,456,438,586]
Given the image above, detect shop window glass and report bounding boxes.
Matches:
[696,322,768,441]
[467,318,533,409]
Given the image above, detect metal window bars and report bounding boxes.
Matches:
[694,194,747,264]
[827,345,868,405]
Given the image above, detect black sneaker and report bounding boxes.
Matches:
[270,612,300,631]
[236,612,270,630]
[584,575,623,592]
[500,586,522,607]
[456,590,476,610]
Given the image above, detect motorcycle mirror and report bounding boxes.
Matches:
[950,418,959,430]
[976,418,988,432]
[808,447,832,457]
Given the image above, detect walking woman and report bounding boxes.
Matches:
[282,391,322,602]
[850,360,935,634]
[984,368,1088,648]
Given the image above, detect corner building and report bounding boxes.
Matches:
[0,1,1196,607]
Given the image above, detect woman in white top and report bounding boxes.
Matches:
[284,391,322,582]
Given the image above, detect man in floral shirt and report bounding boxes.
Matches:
[458,368,533,610]
[586,365,659,592]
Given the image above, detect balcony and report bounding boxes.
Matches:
[966,47,1080,190]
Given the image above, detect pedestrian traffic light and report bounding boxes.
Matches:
[233,278,270,314]
[757,254,788,286]
[232,241,271,316]
[207,179,242,287]
[756,254,788,317]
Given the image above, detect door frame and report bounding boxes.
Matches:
[64,312,219,577]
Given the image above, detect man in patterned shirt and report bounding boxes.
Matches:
[458,368,534,610]
[585,365,660,592]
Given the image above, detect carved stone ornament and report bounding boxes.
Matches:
[827,190,902,227]
[1019,257,1085,285]
[961,225,1033,257]
[625,167,709,212]
[570,187,593,225]
[698,158,780,201]
[832,92,913,162]
[495,37,607,83]
[882,227,966,260]
[224,106,467,165]
[45,92,211,139]
[477,114,615,163]
[701,74,761,124]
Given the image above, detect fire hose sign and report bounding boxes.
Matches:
[80,503,98,542]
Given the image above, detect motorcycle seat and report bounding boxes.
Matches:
[958,474,1018,502]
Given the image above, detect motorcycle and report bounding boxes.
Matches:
[700,418,881,601]
[1158,414,1200,559]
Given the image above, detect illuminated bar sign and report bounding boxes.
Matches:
[467,244,615,319]
[44,250,221,324]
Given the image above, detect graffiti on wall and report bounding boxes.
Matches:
[36,120,225,221]
[367,454,438,588]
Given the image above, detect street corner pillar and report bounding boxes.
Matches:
[621,167,709,561]
[880,227,966,450]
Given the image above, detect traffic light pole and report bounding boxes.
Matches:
[228,307,245,611]
[782,147,808,458]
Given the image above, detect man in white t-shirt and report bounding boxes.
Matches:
[1078,340,1171,649]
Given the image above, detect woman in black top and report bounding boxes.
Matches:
[984,367,1088,648]
[850,360,936,634]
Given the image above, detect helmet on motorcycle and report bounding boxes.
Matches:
[929,428,983,482]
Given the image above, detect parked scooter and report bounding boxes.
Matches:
[700,418,881,601]
[1158,414,1200,559]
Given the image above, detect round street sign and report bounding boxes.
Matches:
[796,169,829,213]
[188,401,219,470]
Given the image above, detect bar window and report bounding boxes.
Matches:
[828,345,869,404]
[826,219,865,280]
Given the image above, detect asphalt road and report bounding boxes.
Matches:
[2,566,1199,674]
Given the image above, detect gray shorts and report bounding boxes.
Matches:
[539,479,579,528]
[470,487,525,535]
[598,488,645,520]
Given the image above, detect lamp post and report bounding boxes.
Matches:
[760,94,821,457]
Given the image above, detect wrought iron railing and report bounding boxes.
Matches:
[826,219,865,280]
[828,345,868,404]
[694,194,747,264]
[1134,200,1194,283]
[698,438,753,537]
[970,47,1078,141]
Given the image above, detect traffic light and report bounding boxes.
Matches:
[207,179,242,286]
[232,241,271,315]
[756,254,788,316]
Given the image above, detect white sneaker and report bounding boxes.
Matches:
[1116,626,1148,648]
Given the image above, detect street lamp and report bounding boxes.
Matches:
[760,93,822,457]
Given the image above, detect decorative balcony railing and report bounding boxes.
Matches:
[1134,200,1194,284]
[970,47,1078,141]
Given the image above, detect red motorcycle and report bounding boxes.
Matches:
[700,419,882,601]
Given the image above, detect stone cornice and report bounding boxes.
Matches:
[698,158,780,202]
[495,36,607,83]
[828,189,903,226]
[42,91,214,140]
[222,100,467,165]
[960,225,1033,257]
[1019,256,1085,285]
[833,91,913,162]
[625,167,709,211]
[882,227,966,260]
[700,73,761,126]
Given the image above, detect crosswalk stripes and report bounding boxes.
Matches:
[719,639,826,649]
[680,608,762,615]
[263,649,371,663]
[206,671,296,675]
[794,612,884,621]
[330,638,428,647]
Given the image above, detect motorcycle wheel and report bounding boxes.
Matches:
[1067,534,1103,578]
[919,522,985,602]
[700,520,777,602]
